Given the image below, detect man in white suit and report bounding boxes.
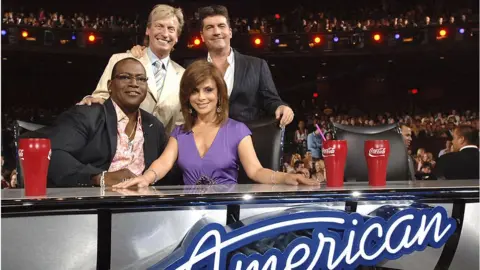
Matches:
[78,4,185,133]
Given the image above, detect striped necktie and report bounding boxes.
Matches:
[153,61,166,99]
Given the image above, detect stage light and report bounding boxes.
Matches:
[274,38,280,44]
[373,33,381,41]
[71,35,76,40]
[313,93,319,98]
[394,33,400,39]
[439,29,447,37]
[459,28,465,34]
[275,14,280,19]
[193,38,201,45]
[21,31,29,38]
[254,38,262,45]
[88,34,96,42]
[410,88,418,95]
[314,36,321,44]
[1,30,6,36]
[333,36,339,43]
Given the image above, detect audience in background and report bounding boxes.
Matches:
[2,2,476,34]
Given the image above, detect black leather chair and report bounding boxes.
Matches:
[331,123,409,182]
[237,118,284,184]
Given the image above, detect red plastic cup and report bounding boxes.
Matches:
[322,140,348,187]
[18,138,51,196]
[364,140,390,186]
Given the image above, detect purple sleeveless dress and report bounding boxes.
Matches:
[171,118,252,185]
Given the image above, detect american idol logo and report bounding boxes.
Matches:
[151,207,456,270]
[322,147,335,157]
[368,147,386,157]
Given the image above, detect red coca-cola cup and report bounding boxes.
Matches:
[18,138,51,196]
[364,140,390,186]
[322,140,348,187]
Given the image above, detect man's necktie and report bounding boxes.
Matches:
[153,61,166,99]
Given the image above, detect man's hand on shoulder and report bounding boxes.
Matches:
[77,96,106,106]
[275,105,295,128]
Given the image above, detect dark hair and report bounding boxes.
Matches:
[110,58,145,79]
[179,60,229,132]
[421,162,432,170]
[198,5,230,30]
[294,160,303,169]
[455,125,479,145]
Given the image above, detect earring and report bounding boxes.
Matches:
[188,108,193,114]
[216,106,222,113]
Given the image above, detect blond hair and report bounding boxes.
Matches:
[147,4,185,36]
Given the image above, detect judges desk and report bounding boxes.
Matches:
[2,181,479,270]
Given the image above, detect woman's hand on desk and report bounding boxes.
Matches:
[112,175,151,189]
[284,173,321,186]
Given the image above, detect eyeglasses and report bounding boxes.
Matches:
[113,74,148,84]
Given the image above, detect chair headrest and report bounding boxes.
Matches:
[16,120,47,132]
[333,122,400,135]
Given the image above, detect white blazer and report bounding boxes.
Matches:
[92,52,185,134]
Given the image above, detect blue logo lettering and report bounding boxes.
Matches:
[149,206,456,270]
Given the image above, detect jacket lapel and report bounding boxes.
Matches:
[140,110,156,167]
[230,49,245,103]
[103,99,118,160]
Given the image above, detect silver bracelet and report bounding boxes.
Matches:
[100,171,106,188]
[145,169,158,184]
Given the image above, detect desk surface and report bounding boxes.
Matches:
[2,180,478,200]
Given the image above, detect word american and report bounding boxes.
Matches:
[156,207,456,270]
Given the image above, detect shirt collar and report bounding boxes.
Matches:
[111,100,142,125]
[460,145,479,151]
[147,47,169,69]
[207,48,234,65]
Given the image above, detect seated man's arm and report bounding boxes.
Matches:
[433,155,447,180]
[48,106,103,186]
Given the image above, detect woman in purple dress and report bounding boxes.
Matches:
[114,60,318,187]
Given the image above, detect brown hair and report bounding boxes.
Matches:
[179,60,229,132]
[455,124,479,145]
[198,5,230,30]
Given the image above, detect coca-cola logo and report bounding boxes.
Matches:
[368,147,386,157]
[322,147,335,157]
[48,149,52,160]
[18,149,24,160]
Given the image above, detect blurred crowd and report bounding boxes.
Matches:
[2,3,477,34]
[2,9,142,32]
[284,108,478,181]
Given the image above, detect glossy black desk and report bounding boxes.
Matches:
[2,180,479,270]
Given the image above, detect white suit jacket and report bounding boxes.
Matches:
[92,52,185,134]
